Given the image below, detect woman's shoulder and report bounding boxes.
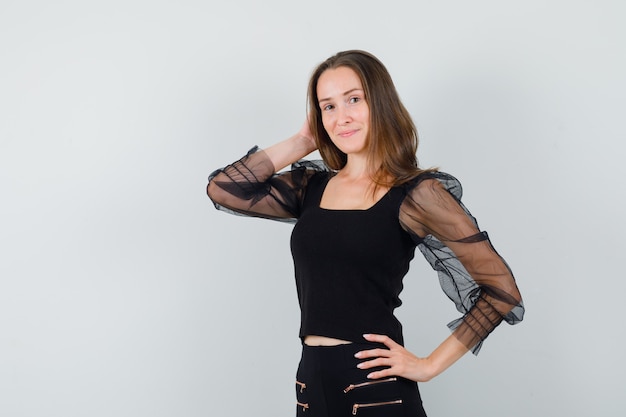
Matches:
[291,158,331,173]
[402,170,463,200]
[287,158,332,181]
[281,158,333,193]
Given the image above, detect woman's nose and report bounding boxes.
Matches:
[337,106,352,125]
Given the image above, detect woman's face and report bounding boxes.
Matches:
[317,66,370,158]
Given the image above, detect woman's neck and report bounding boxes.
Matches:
[340,154,374,180]
[340,154,390,186]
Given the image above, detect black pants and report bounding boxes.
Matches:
[295,342,427,417]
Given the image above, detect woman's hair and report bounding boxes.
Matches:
[307,50,435,187]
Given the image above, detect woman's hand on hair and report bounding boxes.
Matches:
[262,120,318,171]
[297,119,317,152]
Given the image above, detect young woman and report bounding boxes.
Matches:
[206,50,524,417]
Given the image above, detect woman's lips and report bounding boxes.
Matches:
[337,129,358,138]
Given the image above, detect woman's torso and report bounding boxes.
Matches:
[291,172,417,346]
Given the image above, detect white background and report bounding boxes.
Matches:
[1,1,625,416]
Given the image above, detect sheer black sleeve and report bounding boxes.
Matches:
[207,146,329,222]
[399,172,524,354]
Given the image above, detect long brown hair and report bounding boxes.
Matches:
[307,50,435,187]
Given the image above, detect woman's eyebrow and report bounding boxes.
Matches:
[318,88,363,104]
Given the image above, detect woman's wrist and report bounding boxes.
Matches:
[293,131,317,155]
[263,132,316,172]
[422,335,470,380]
[420,356,444,381]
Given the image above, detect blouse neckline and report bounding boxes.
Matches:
[317,174,393,212]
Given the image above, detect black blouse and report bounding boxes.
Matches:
[207,147,524,354]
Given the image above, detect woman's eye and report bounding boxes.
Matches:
[349,96,361,104]
[323,104,334,111]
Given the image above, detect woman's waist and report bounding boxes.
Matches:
[303,335,352,346]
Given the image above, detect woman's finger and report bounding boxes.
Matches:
[355,348,390,359]
[357,357,391,370]
[366,367,395,380]
[363,333,399,350]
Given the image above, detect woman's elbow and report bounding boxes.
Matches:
[206,180,225,207]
